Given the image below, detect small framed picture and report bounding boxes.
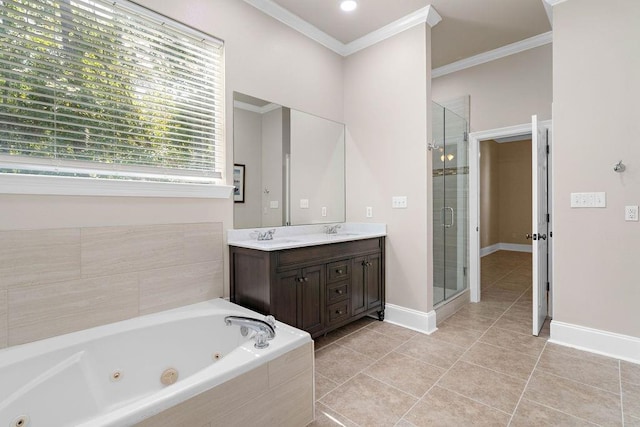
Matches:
[233,164,245,203]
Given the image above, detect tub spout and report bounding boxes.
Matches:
[224,316,276,347]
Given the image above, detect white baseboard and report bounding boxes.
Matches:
[481,242,532,257]
[550,320,640,364]
[384,303,437,335]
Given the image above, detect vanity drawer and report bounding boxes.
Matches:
[326,282,349,304]
[327,301,350,325]
[327,260,350,282]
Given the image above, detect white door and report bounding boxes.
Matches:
[531,115,548,336]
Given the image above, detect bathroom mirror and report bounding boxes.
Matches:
[233,92,345,228]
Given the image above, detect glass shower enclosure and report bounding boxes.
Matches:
[432,102,469,306]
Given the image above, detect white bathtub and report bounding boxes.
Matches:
[0,299,311,427]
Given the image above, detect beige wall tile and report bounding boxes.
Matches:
[211,369,314,427]
[184,222,224,264]
[0,290,7,349]
[139,261,223,315]
[0,228,81,289]
[136,364,270,427]
[268,341,313,388]
[8,273,139,345]
[81,224,185,277]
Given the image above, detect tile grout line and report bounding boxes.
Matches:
[507,340,549,426]
[536,369,623,396]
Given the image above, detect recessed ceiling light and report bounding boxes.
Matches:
[340,0,357,12]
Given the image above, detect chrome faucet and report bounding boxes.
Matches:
[324,224,341,234]
[224,315,276,349]
[256,229,276,241]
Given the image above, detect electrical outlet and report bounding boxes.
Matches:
[269,200,279,209]
[625,205,639,221]
[321,206,327,217]
[366,206,373,218]
[299,199,309,209]
[392,196,408,209]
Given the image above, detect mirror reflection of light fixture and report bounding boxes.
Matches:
[340,0,357,12]
[440,153,455,162]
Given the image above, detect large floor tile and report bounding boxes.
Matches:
[308,402,358,427]
[493,315,533,336]
[320,373,417,427]
[461,342,538,380]
[430,322,483,349]
[335,328,405,360]
[314,344,375,384]
[396,334,466,370]
[330,316,376,338]
[437,361,526,414]
[544,342,621,369]
[524,370,623,426]
[479,326,546,358]
[458,301,511,319]
[403,386,510,427]
[510,399,597,426]
[623,381,640,420]
[622,360,640,385]
[536,347,621,393]
[441,311,496,332]
[365,320,417,342]
[315,372,339,400]
[364,352,445,397]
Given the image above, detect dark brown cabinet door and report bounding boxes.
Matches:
[299,265,324,335]
[366,252,382,310]
[273,270,300,328]
[351,256,367,316]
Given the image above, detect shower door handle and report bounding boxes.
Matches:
[444,207,454,228]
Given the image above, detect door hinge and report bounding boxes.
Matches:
[546,282,550,291]
[546,144,549,154]
[464,131,468,142]
[546,213,550,223]
[463,267,467,276]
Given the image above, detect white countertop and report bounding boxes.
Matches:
[227,223,386,251]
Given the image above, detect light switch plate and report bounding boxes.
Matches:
[269,200,279,209]
[625,205,639,221]
[366,206,373,218]
[392,196,408,209]
[321,207,327,217]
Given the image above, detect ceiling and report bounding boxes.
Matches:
[269,0,551,68]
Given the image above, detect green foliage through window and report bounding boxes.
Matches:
[0,0,224,183]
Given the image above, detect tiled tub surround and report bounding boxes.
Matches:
[309,251,640,426]
[227,223,387,251]
[0,222,223,348]
[0,299,313,427]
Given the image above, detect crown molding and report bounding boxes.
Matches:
[234,100,281,114]
[243,0,441,57]
[343,6,441,56]
[432,31,553,78]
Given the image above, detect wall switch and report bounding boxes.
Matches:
[269,200,279,209]
[321,206,327,217]
[300,199,309,209]
[366,206,373,218]
[571,192,606,208]
[625,205,639,221]
[392,196,408,209]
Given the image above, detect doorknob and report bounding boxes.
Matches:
[538,234,547,240]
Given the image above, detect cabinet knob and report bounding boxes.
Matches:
[361,261,367,267]
[303,277,308,282]
[336,289,344,295]
[335,310,343,315]
[336,269,343,274]
[296,277,303,283]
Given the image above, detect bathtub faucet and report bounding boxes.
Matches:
[224,316,276,349]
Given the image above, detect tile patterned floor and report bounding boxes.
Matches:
[309,251,640,426]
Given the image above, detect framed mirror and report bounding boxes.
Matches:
[233,92,345,228]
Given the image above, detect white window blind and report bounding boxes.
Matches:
[0,0,224,184]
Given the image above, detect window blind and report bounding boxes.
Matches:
[0,0,224,184]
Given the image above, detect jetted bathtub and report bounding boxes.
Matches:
[0,298,312,427]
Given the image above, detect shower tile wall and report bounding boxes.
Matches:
[0,222,224,348]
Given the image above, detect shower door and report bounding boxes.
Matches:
[432,103,469,305]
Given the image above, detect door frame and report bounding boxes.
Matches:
[468,121,552,311]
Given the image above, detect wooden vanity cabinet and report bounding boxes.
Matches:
[230,237,385,338]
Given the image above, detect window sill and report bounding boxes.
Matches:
[0,174,234,199]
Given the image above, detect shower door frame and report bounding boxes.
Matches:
[468,120,553,317]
